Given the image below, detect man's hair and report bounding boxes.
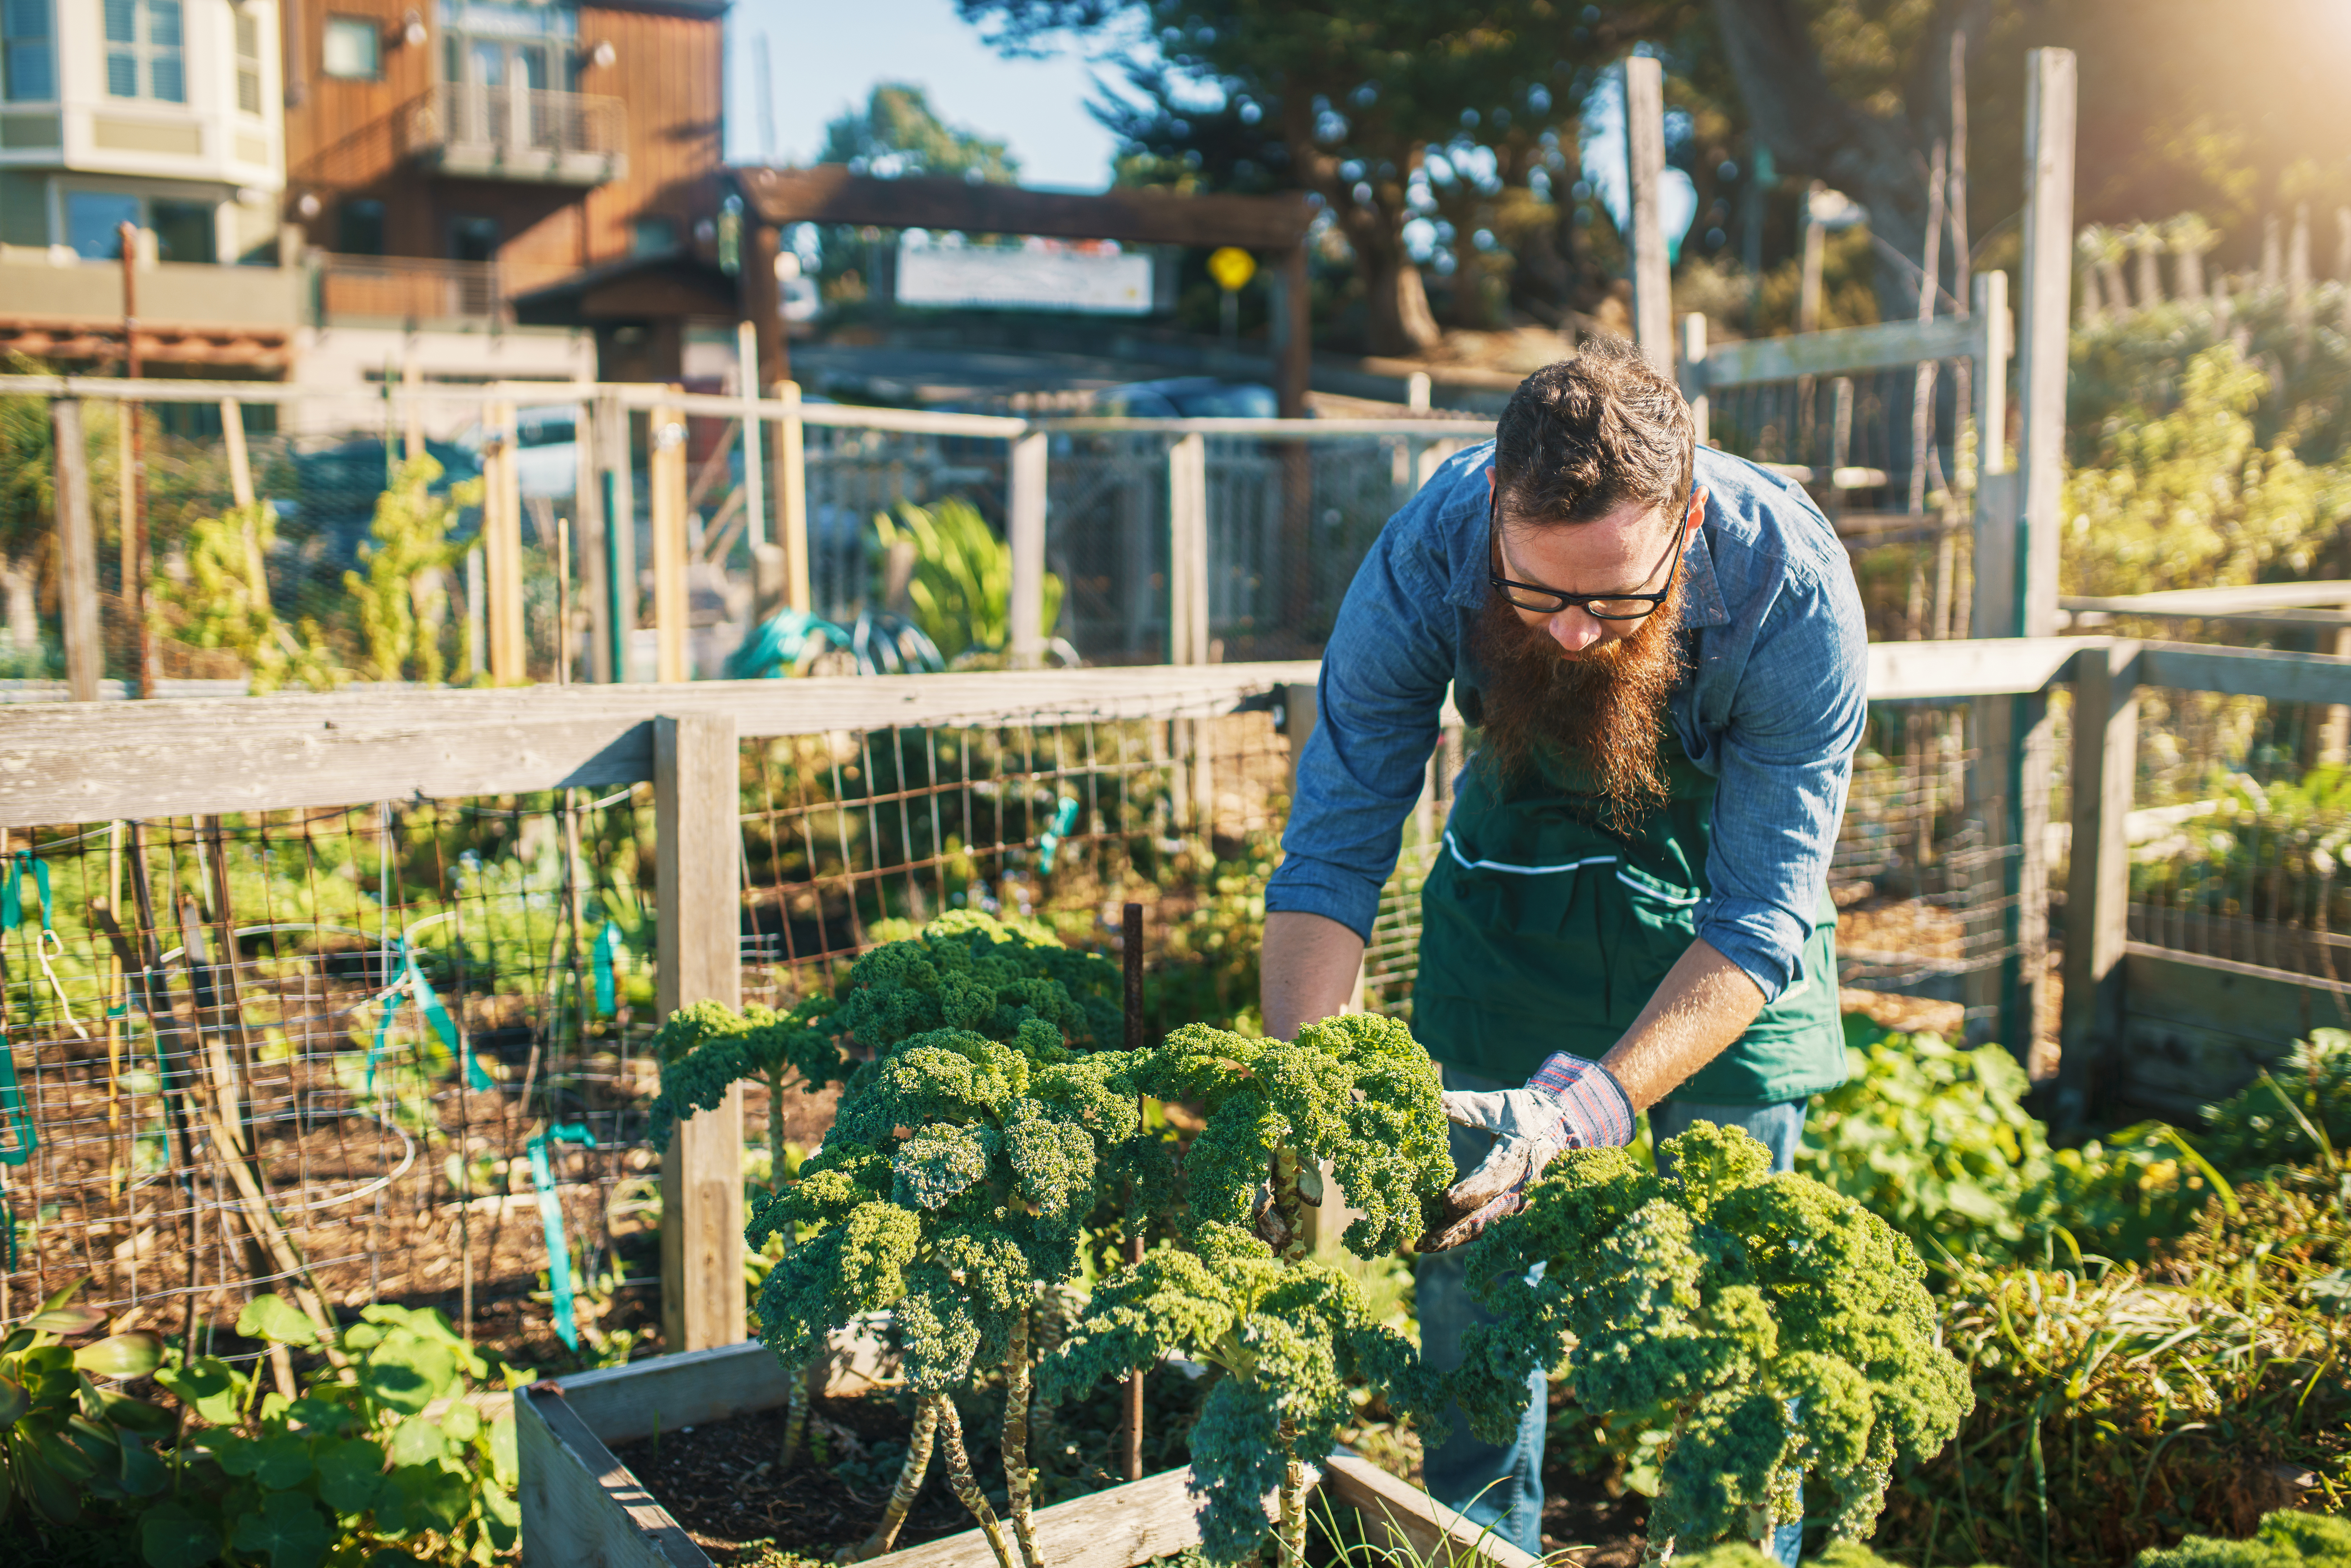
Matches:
[1493,334,1696,526]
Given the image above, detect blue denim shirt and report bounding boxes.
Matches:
[1267,441,1869,1004]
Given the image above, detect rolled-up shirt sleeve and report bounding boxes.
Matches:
[1265,484,1464,941]
[1694,558,1868,1001]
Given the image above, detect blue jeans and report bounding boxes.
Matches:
[1417,1070,1809,1564]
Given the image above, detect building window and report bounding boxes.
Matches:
[66,191,142,259]
[321,15,380,80]
[2,0,53,103]
[150,198,213,261]
[339,199,385,256]
[235,8,262,113]
[632,217,678,256]
[450,215,498,262]
[104,0,184,103]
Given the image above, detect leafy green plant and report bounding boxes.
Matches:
[2199,1031,2351,1176]
[0,1278,170,1526]
[1875,1184,2351,1568]
[1454,1122,1972,1564]
[749,911,1128,1568]
[649,996,847,1461]
[342,454,481,685]
[871,499,1064,665]
[1046,1014,1452,1568]
[150,503,341,693]
[1800,1022,2058,1265]
[140,1293,522,1568]
[2137,1512,2351,1568]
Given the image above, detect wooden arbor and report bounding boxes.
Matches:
[727,166,1318,416]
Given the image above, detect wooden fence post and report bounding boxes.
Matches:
[1007,429,1048,669]
[485,399,526,683]
[773,381,810,614]
[596,392,636,681]
[1982,49,2074,1058]
[1167,432,1207,666]
[577,394,611,684]
[650,401,689,683]
[1679,313,1709,447]
[220,400,255,510]
[2059,639,2138,1125]
[51,400,100,703]
[1624,56,1672,373]
[737,322,767,551]
[657,712,745,1351]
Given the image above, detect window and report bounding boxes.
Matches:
[235,8,261,113]
[338,199,385,256]
[321,15,379,80]
[449,215,498,262]
[150,199,213,262]
[66,191,141,260]
[104,0,184,103]
[631,216,678,256]
[2,0,53,103]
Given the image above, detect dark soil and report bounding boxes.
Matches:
[1541,1463,1649,1568]
[614,1393,982,1565]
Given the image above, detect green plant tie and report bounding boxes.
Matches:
[0,1031,34,1167]
[527,1121,598,1350]
[366,937,495,1095]
[592,920,623,1017]
[1035,796,1081,874]
[1,849,49,935]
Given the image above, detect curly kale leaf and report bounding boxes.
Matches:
[1456,1120,1974,1550]
[648,996,846,1153]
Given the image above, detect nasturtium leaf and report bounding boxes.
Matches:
[487,1411,518,1485]
[385,1416,446,1467]
[139,1499,223,1568]
[358,1331,457,1415]
[381,1462,469,1534]
[280,1395,349,1435]
[439,1400,481,1444]
[314,1435,390,1515]
[236,1294,319,1349]
[74,1330,165,1379]
[231,1490,334,1568]
[158,1359,245,1426]
[118,1431,168,1497]
[250,1431,315,1490]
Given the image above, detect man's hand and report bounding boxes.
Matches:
[1419,1052,1634,1251]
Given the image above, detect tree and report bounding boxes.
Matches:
[819,83,1022,183]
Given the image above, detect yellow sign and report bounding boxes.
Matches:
[1207,247,1256,293]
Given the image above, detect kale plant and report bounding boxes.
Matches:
[1046,1014,1453,1568]
[748,912,1128,1568]
[650,993,848,1463]
[1453,1122,1972,1564]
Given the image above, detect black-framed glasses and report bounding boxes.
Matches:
[1487,493,1688,620]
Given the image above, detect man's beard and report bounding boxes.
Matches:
[1466,562,1689,828]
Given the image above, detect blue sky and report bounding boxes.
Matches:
[722,0,1124,190]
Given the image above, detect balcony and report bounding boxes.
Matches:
[317,254,580,326]
[399,85,627,186]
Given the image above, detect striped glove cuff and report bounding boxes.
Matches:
[1527,1052,1637,1150]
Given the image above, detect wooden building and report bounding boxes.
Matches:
[280,0,728,381]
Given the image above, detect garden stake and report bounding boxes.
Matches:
[527,1121,598,1351]
[124,824,205,1369]
[1121,899,1145,1485]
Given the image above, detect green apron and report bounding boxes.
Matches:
[1413,727,1847,1106]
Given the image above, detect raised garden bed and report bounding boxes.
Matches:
[515,1340,1540,1568]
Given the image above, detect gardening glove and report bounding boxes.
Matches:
[1418,1052,1635,1252]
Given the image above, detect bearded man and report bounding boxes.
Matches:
[1261,338,1867,1558]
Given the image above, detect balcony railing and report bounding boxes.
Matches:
[400,85,627,185]
[316,254,581,325]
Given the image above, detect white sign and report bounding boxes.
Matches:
[896,242,1153,315]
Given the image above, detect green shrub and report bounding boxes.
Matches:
[2200,1032,2351,1176]
[2137,1512,2351,1568]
